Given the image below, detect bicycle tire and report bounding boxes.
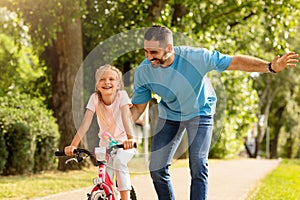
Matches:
[88,189,108,200]
[130,186,137,200]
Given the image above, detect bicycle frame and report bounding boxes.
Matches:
[55,144,137,200]
[88,154,118,200]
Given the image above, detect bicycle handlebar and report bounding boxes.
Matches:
[55,143,137,157]
[54,148,90,157]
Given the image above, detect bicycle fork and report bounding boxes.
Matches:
[88,162,115,200]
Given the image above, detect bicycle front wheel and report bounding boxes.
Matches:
[88,189,106,200]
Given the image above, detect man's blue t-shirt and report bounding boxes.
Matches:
[132,46,232,121]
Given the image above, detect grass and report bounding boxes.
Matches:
[0,167,95,200]
[246,159,300,200]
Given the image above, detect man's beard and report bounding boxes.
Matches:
[150,51,170,66]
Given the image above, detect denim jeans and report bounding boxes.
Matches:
[149,116,213,200]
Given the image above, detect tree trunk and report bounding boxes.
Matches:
[41,8,84,170]
[54,18,83,170]
[147,0,168,21]
[286,134,294,158]
[270,133,279,158]
[254,79,280,158]
[171,4,188,29]
[270,105,285,158]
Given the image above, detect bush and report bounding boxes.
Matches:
[0,130,8,174]
[34,132,59,172]
[0,92,59,175]
[4,122,34,175]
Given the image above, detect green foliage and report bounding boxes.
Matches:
[0,131,8,174]
[0,0,74,49]
[4,122,34,175]
[1,0,300,160]
[254,52,300,158]
[277,100,300,158]
[33,116,60,172]
[0,8,51,105]
[80,0,300,159]
[0,33,19,95]
[0,92,59,175]
[82,0,151,53]
[210,71,259,158]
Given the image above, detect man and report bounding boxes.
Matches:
[130,25,298,200]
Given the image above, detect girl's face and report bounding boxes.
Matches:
[96,69,120,97]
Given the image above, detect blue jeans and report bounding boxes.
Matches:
[149,116,213,200]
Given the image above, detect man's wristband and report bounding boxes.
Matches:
[267,62,276,73]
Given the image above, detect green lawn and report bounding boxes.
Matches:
[0,167,95,200]
[247,159,300,200]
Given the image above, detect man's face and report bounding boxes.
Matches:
[144,40,170,67]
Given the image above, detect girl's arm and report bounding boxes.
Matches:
[64,109,94,156]
[121,104,135,150]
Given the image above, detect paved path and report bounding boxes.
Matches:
[34,159,279,200]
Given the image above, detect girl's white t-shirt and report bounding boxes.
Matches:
[86,90,132,147]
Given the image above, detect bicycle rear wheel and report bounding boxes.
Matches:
[130,186,137,200]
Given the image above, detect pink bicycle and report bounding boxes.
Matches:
[55,143,137,200]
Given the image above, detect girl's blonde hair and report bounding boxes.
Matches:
[95,64,124,127]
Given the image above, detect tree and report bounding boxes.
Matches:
[251,1,300,158]
[0,0,84,170]
[41,1,84,170]
[1,0,299,165]
[0,33,19,95]
[78,0,300,159]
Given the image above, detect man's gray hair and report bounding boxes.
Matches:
[144,25,173,48]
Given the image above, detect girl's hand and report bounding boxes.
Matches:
[64,145,77,156]
[123,139,135,150]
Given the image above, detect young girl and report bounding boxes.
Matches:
[65,64,135,200]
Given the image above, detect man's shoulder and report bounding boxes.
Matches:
[175,46,209,55]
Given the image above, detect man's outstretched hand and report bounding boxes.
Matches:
[271,52,299,73]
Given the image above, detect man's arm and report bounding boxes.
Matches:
[121,104,136,150]
[131,103,148,122]
[227,52,298,73]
